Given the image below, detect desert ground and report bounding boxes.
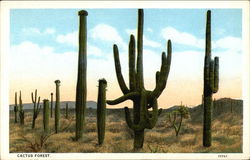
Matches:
[9,98,242,153]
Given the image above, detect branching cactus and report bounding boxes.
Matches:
[97,79,107,145]
[31,89,41,129]
[50,93,53,118]
[14,92,19,123]
[203,10,219,147]
[19,91,25,125]
[75,10,88,140]
[55,80,61,133]
[65,103,69,119]
[168,104,189,136]
[43,99,50,133]
[107,9,172,150]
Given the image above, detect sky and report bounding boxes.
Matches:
[9,9,242,108]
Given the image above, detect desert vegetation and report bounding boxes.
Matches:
[9,99,242,153]
[9,9,243,153]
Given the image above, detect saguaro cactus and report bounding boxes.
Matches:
[31,89,41,129]
[97,79,107,145]
[107,9,172,149]
[55,80,61,133]
[203,10,219,147]
[50,93,53,118]
[43,99,50,133]
[75,10,88,140]
[65,103,69,119]
[19,91,24,125]
[14,92,19,123]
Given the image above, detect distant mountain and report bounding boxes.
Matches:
[9,101,97,110]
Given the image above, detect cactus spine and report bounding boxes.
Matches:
[65,103,69,119]
[31,89,41,129]
[55,80,61,133]
[97,79,107,145]
[107,9,172,150]
[14,92,19,123]
[203,10,219,147]
[43,99,50,133]
[75,10,88,140]
[50,93,53,118]
[19,91,24,125]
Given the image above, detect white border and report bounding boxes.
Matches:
[0,1,249,160]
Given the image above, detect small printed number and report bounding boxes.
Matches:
[218,155,227,158]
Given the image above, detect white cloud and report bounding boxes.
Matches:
[88,44,103,57]
[126,29,161,48]
[147,27,153,33]
[213,36,242,52]
[144,37,162,48]
[44,28,55,34]
[161,26,204,48]
[90,24,126,49]
[21,27,56,36]
[161,26,242,53]
[56,31,78,46]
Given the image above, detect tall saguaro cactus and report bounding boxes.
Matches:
[14,92,19,123]
[31,89,41,129]
[43,99,50,133]
[19,91,25,125]
[97,79,107,145]
[203,10,219,147]
[107,9,172,149]
[55,80,61,133]
[50,93,53,118]
[75,10,88,140]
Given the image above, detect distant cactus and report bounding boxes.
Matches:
[168,103,189,136]
[97,79,107,145]
[43,99,50,133]
[203,10,219,147]
[19,91,24,125]
[55,80,61,133]
[65,103,69,119]
[14,92,19,123]
[107,9,171,150]
[50,93,53,118]
[75,10,88,140]
[31,89,41,129]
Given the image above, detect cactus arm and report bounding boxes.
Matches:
[15,92,17,106]
[155,71,160,84]
[124,107,134,129]
[151,41,172,98]
[113,44,129,94]
[129,35,136,91]
[145,98,159,129]
[31,92,34,103]
[209,60,214,92]
[19,91,22,109]
[213,57,219,93]
[136,9,144,90]
[106,92,139,105]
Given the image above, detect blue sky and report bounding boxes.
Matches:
[9,9,242,107]
[10,9,241,54]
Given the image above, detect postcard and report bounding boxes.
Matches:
[0,1,249,159]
